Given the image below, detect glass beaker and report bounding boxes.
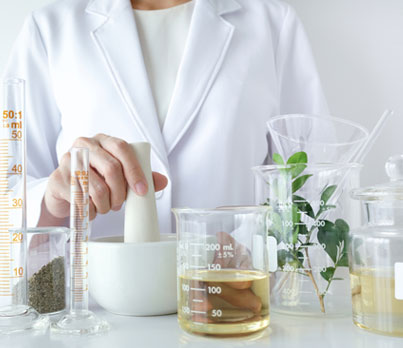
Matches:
[173,206,270,336]
[349,155,403,336]
[25,227,69,315]
[267,114,368,163]
[253,162,361,316]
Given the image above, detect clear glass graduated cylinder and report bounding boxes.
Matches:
[349,155,403,336]
[0,79,27,310]
[173,207,270,336]
[0,79,48,333]
[253,163,361,316]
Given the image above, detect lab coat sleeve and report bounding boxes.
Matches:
[2,14,62,227]
[276,5,329,115]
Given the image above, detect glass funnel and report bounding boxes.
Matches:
[349,155,403,336]
[253,156,361,316]
[267,114,368,163]
[173,206,270,336]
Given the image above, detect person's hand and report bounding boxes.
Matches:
[39,134,168,225]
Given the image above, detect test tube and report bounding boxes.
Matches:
[52,147,108,335]
[0,78,48,333]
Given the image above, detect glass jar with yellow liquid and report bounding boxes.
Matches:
[350,155,403,336]
[172,206,270,336]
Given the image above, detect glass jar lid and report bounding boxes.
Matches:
[352,154,403,201]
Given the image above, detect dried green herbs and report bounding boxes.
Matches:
[28,256,65,314]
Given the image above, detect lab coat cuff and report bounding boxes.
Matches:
[27,177,49,227]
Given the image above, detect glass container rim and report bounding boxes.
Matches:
[267,114,369,147]
[10,226,70,235]
[351,225,403,236]
[352,188,403,201]
[252,162,362,173]
[3,77,25,86]
[172,205,270,215]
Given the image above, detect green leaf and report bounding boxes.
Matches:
[277,250,295,269]
[321,185,337,205]
[298,223,309,235]
[335,219,350,267]
[317,218,351,266]
[296,251,305,265]
[289,164,307,179]
[335,219,350,236]
[268,212,283,243]
[272,153,284,165]
[320,267,335,282]
[292,204,300,223]
[317,220,339,263]
[291,204,300,243]
[292,174,313,193]
[316,204,337,219]
[337,253,349,267]
[293,194,315,219]
[287,151,308,165]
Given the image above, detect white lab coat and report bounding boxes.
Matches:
[3,0,328,237]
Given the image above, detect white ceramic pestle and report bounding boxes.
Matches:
[124,142,160,243]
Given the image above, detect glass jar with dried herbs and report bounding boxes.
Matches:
[25,227,69,315]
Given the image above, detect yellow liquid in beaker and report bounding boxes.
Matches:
[178,270,270,336]
[350,269,403,336]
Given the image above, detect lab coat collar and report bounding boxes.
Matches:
[85,0,241,17]
[162,0,241,154]
[208,0,241,16]
[86,0,242,161]
[85,0,129,17]
[87,0,169,171]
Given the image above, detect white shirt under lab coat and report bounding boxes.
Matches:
[3,0,328,237]
[134,1,195,127]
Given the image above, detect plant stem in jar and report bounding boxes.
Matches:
[305,247,326,313]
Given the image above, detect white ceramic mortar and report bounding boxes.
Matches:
[88,234,177,316]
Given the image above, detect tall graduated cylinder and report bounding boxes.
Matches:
[0,79,26,309]
[51,147,108,335]
[0,79,48,333]
[173,206,270,336]
[253,163,361,316]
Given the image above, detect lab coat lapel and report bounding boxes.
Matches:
[86,0,169,169]
[162,0,241,155]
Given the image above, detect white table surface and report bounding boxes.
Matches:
[1,304,402,348]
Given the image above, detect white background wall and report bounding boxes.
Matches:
[0,0,402,186]
[286,0,403,186]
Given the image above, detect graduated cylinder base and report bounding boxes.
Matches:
[51,310,109,335]
[0,305,49,334]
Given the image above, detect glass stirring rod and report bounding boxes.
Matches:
[52,148,108,335]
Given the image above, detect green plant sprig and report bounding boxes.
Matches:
[268,151,350,313]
